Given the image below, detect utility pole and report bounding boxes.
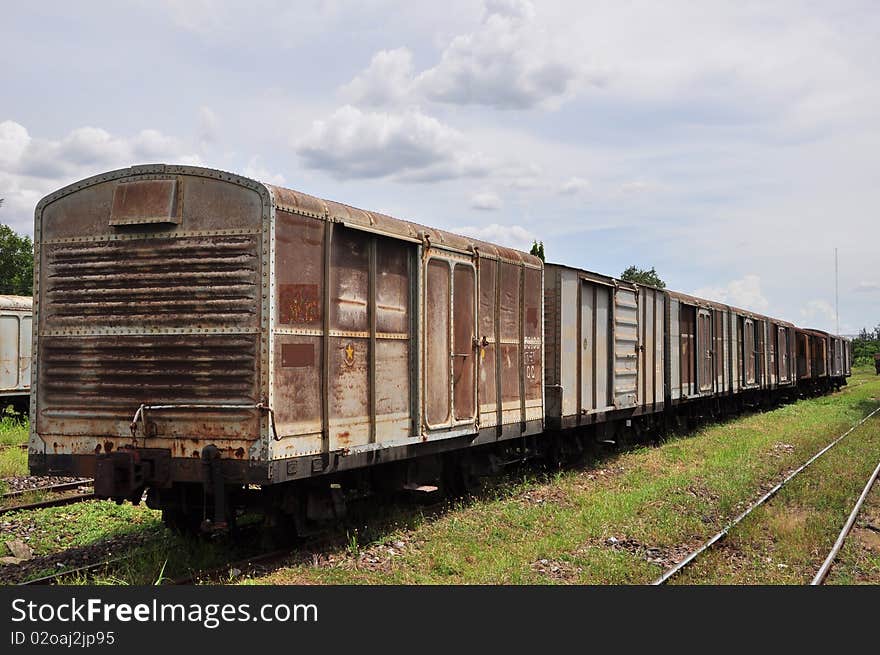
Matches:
[834,247,839,335]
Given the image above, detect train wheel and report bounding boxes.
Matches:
[161,508,203,535]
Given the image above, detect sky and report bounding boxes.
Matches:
[1,0,878,334]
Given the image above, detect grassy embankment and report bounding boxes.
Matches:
[250,367,880,584]
[1,369,877,584]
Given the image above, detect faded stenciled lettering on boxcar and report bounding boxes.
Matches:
[279,284,320,325]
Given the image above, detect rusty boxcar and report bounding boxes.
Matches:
[29,164,542,530]
[1,295,32,411]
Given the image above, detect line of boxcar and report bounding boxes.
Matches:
[26,165,851,533]
[1,294,33,413]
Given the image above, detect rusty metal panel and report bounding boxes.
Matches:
[453,264,476,421]
[424,259,450,427]
[327,337,369,450]
[796,330,809,379]
[109,179,179,226]
[273,335,322,449]
[375,238,411,441]
[697,309,712,393]
[42,234,260,330]
[276,211,323,328]
[713,310,724,392]
[41,172,263,242]
[669,297,680,400]
[328,228,370,449]
[654,291,665,405]
[613,286,638,408]
[375,339,410,440]
[594,286,610,409]
[730,310,740,391]
[376,239,410,334]
[768,323,777,387]
[679,304,695,397]
[499,262,521,421]
[35,172,266,456]
[272,210,324,449]
[329,228,369,332]
[523,266,542,411]
[637,286,664,406]
[742,318,755,385]
[777,326,789,383]
[757,320,766,386]
[478,257,497,423]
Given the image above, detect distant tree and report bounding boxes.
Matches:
[620,265,665,289]
[530,240,545,262]
[852,325,880,367]
[0,224,34,296]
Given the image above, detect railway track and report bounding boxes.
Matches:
[811,455,880,585]
[0,480,95,516]
[169,548,295,585]
[652,404,880,585]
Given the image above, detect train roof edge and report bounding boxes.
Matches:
[34,164,542,268]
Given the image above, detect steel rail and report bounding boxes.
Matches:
[1,479,92,500]
[811,456,880,585]
[652,404,880,585]
[0,493,96,516]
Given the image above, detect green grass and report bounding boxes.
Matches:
[246,367,880,585]
[0,411,29,487]
[0,498,271,585]
[671,412,880,584]
[824,475,880,585]
[2,369,877,585]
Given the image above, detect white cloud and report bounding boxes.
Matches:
[470,191,501,210]
[243,157,286,186]
[0,119,202,234]
[854,281,879,293]
[617,180,655,196]
[453,222,535,250]
[0,121,31,169]
[340,48,415,107]
[692,275,770,314]
[414,0,579,110]
[800,299,836,323]
[198,106,220,145]
[295,105,492,181]
[559,176,589,195]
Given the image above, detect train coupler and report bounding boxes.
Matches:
[200,445,228,532]
[94,448,170,503]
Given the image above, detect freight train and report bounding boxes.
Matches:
[27,165,851,533]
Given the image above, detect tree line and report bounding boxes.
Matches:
[0,222,34,296]
[853,326,880,367]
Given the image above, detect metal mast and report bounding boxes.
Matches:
[835,247,839,335]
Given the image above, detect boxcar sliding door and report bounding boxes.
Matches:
[697,309,713,393]
[424,257,477,431]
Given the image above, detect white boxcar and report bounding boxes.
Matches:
[0,295,33,404]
